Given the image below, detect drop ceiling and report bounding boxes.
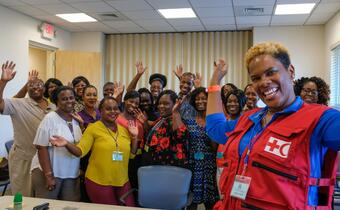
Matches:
[0,0,339,34]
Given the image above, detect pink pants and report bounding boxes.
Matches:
[85,178,135,206]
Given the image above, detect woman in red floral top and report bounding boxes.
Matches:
[146,90,189,168]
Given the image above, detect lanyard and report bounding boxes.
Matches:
[241,111,272,175]
[66,121,76,144]
[105,126,120,151]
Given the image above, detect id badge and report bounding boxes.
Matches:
[230,175,251,200]
[112,151,123,161]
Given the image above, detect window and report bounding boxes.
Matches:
[330,45,340,107]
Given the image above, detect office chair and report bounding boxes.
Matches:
[0,140,14,196]
[137,165,192,210]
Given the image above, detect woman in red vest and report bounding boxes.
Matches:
[206,41,340,209]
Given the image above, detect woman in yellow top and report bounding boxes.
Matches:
[50,97,138,206]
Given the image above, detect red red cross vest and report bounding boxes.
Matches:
[214,103,338,210]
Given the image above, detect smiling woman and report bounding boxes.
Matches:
[31,86,81,201]
[206,42,340,210]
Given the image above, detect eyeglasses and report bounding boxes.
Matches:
[301,88,318,96]
[28,83,44,88]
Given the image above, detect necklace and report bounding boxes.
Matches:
[104,123,119,149]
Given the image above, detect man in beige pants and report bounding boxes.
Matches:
[0,61,54,196]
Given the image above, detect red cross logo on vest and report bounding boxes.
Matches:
[264,137,291,158]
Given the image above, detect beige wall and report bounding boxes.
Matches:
[29,47,47,81]
[253,26,325,81]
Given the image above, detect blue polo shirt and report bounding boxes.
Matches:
[206,97,340,206]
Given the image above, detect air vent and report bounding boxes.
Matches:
[244,7,264,15]
[96,13,127,21]
[234,6,267,16]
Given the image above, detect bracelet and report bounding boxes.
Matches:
[44,171,53,177]
[207,85,221,93]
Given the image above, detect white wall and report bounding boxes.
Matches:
[0,5,72,157]
[325,10,340,84]
[253,26,325,81]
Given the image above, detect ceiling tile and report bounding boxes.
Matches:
[276,0,319,4]
[35,3,80,14]
[234,5,274,17]
[205,24,236,30]
[61,0,105,2]
[121,10,163,20]
[134,19,170,27]
[271,14,309,25]
[233,0,275,6]
[0,0,28,6]
[321,0,340,2]
[145,0,191,9]
[59,23,86,32]
[190,0,232,8]
[313,2,340,14]
[144,25,176,32]
[167,18,202,26]
[201,17,235,25]
[116,26,147,33]
[69,1,116,13]
[307,12,333,24]
[106,0,153,11]
[21,0,62,4]
[8,5,49,16]
[194,7,234,17]
[35,15,69,24]
[76,22,115,31]
[174,24,205,31]
[236,15,271,24]
[102,20,140,28]
[237,25,253,30]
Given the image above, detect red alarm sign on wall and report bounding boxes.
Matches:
[39,22,55,40]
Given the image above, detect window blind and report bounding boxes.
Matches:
[330,45,340,106]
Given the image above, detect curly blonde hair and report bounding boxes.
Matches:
[245,42,291,70]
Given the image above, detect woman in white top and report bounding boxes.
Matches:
[31,86,82,201]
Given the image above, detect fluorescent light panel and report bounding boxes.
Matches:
[158,8,196,19]
[56,13,97,23]
[275,3,315,15]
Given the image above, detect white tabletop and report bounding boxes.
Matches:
[0,196,154,210]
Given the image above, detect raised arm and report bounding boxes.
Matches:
[0,61,16,113]
[50,135,82,157]
[172,97,185,131]
[206,59,228,115]
[113,81,124,104]
[13,69,39,98]
[127,120,139,154]
[173,64,183,81]
[126,61,147,92]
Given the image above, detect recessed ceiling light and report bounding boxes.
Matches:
[158,8,196,19]
[275,3,315,15]
[56,13,97,23]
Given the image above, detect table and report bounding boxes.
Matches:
[0,196,154,209]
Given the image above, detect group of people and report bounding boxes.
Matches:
[0,41,339,209]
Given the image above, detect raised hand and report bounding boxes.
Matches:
[127,120,138,138]
[1,61,16,82]
[133,108,147,124]
[70,112,84,125]
[194,72,202,88]
[211,59,228,85]
[172,95,186,113]
[173,64,183,79]
[135,61,147,75]
[113,81,124,98]
[28,69,39,83]
[50,135,68,147]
